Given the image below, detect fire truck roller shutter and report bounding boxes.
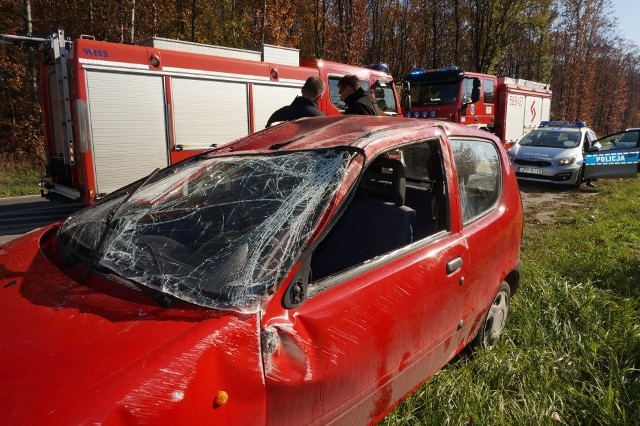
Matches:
[252,83,304,129]
[504,94,526,143]
[85,71,169,196]
[172,77,249,149]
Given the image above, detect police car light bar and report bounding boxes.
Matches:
[539,120,587,128]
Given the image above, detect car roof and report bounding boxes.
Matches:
[211,115,500,159]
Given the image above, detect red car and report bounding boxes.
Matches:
[0,116,522,425]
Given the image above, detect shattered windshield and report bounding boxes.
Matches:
[58,150,354,313]
[409,81,458,106]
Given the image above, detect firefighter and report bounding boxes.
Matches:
[266,77,326,127]
[337,75,384,116]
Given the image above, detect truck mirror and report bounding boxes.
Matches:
[471,78,481,103]
[402,93,411,113]
[401,81,411,113]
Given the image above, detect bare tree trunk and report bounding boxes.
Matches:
[130,0,136,43]
[261,0,267,44]
[24,0,37,101]
[191,0,196,41]
[454,0,459,64]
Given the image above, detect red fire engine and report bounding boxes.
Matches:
[402,66,551,145]
[1,30,400,205]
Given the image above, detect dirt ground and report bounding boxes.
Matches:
[517,181,599,224]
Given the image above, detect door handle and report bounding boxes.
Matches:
[446,256,463,274]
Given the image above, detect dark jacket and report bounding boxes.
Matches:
[266,96,325,127]
[343,88,384,116]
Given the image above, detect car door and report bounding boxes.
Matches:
[584,130,640,179]
[260,138,470,425]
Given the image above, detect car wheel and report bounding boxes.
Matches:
[572,166,584,189]
[471,281,511,348]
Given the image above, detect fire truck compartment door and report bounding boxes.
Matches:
[171,78,250,149]
[86,71,169,196]
[252,84,303,130]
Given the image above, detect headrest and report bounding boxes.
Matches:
[359,157,406,206]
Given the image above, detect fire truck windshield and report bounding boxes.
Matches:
[409,81,458,107]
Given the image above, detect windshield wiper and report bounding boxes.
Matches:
[104,272,174,308]
[80,168,160,283]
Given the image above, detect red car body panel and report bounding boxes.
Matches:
[0,230,265,425]
[0,116,522,425]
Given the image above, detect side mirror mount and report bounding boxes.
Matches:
[587,142,601,152]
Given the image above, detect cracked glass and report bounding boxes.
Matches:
[58,150,354,313]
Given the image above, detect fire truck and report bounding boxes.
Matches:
[1,30,400,205]
[402,66,551,145]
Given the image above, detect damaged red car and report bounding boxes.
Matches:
[0,116,522,425]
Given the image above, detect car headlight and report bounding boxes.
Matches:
[555,156,576,166]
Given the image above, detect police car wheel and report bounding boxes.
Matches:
[572,166,584,189]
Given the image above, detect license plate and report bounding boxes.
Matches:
[518,167,543,175]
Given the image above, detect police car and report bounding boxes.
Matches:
[507,121,639,187]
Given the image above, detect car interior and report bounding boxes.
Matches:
[310,139,447,282]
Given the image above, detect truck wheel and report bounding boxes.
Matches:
[471,281,511,348]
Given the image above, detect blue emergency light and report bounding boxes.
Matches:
[539,121,587,128]
[367,63,390,73]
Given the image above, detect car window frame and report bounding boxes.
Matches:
[449,137,503,225]
[306,137,452,298]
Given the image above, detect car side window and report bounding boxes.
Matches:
[613,130,639,149]
[308,139,449,289]
[450,139,501,223]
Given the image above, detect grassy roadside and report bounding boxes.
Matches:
[0,162,41,197]
[383,179,640,425]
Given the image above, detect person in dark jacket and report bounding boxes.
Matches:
[337,74,384,116]
[266,76,326,127]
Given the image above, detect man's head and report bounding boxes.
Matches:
[337,75,360,101]
[301,76,326,102]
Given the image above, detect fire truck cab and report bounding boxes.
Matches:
[402,66,551,145]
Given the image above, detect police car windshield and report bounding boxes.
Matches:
[519,130,581,149]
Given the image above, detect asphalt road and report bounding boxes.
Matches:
[0,195,83,245]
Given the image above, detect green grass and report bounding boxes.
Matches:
[0,159,42,197]
[383,179,640,425]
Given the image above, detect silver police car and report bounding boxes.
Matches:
[508,122,640,187]
[507,121,598,187]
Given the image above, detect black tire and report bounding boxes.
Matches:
[471,281,511,348]
[572,166,584,189]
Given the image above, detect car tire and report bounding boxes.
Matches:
[572,166,584,189]
[471,281,511,348]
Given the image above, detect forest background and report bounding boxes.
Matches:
[1,0,638,169]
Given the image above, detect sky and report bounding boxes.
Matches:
[610,0,640,47]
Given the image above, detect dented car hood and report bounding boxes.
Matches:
[0,228,264,425]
